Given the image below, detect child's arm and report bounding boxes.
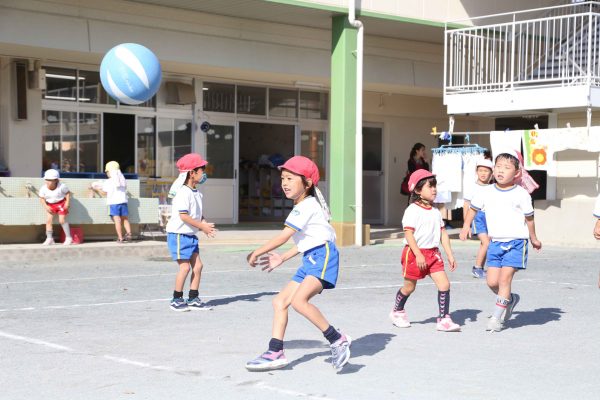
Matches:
[247,227,295,267]
[404,230,426,270]
[462,200,471,221]
[259,245,300,272]
[64,192,70,209]
[594,219,600,240]
[39,196,51,213]
[525,216,542,251]
[460,208,477,240]
[180,214,217,238]
[440,229,457,271]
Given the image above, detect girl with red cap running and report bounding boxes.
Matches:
[389,169,461,332]
[165,153,217,312]
[245,156,351,371]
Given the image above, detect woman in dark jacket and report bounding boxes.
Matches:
[407,142,429,173]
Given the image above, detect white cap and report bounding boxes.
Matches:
[476,159,494,170]
[43,169,60,180]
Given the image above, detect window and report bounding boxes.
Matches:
[237,86,266,115]
[203,82,235,113]
[301,130,326,181]
[78,70,102,103]
[43,68,77,101]
[157,118,192,178]
[78,113,100,172]
[269,88,298,118]
[205,125,234,179]
[300,91,328,120]
[137,117,156,177]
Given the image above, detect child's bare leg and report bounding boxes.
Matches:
[271,281,300,340]
[45,212,53,232]
[174,260,191,292]
[497,267,517,299]
[113,216,123,240]
[188,253,203,291]
[476,233,490,267]
[486,267,500,294]
[122,216,132,236]
[290,276,329,331]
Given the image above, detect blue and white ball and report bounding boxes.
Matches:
[100,43,162,105]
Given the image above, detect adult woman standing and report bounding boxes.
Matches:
[401,143,429,196]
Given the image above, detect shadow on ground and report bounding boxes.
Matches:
[412,308,482,326]
[505,307,564,329]
[204,291,278,307]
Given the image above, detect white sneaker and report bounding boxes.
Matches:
[486,317,503,332]
[42,238,55,246]
[389,309,411,328]
[63,237,73,245]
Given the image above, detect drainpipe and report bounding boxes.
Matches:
[348,0,364,246]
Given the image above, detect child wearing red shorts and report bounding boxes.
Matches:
[38,169,72,245]
[389,169,460,332]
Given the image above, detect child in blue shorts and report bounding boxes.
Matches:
[245,156,351,371]
[165,153,217,312]
[462,158,494,278]
[460,152,542,332]
[93,161,132,242]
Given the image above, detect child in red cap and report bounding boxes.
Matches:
[389,169,461,332]
[245,156,351,371]
[165,153,217,312]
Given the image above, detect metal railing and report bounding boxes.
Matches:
[445,1,600,95]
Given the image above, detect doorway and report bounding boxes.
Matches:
[238,121,295,221]
[363,125,384,224]
[103,113,135,173]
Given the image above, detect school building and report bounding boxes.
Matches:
[0,0,598,246]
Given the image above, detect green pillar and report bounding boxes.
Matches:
[330,15,358,246]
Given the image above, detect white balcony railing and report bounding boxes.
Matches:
[445,1,600,97]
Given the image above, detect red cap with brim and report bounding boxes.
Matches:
[176,153,208,172]
[408,169,435,192]
[278,156,320,186]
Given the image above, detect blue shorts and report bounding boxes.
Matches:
[471,211,487,235]
[109,203,129,217]
[167,232,199,261]
[487,239,528,269]
[292,242,339,289]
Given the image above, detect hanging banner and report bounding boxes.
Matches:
[522,129,549,171]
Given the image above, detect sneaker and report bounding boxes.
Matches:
[186,297,213,311]
[170,297,190,312]
[471,266,486,279]
[245,350,288,371]
[486,316,503,332]
[63,237,73,246]
[389,309,411,328]
[42,238,55,246]
[503,293,520,322]
[330,333,352,370]
[436,315,461,332]
[124,233,132,242]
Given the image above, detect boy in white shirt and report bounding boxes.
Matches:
[38,169,72,245]
[93,161,132,242]
[166,153,217,312]
[460,152,542,332]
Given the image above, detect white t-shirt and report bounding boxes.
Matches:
[166,186,203,235]
[402,203,444,249]
[284,196,336,253]
[470,184,534,242]
[594,194,600,218]
[39,182,69,204]
[101,178,128,205]
[463,182,491,211]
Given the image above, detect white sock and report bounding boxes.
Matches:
[46,230,53,239]
[61,223,72,239]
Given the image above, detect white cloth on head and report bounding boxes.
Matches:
[491,130,522,160]
[101,177,128,205]
[168,172,188,199]
[284,196,336,253]
[402,203,444,249]
[39,182,69,204]
[470,184,534,241]
[166,186,203,235]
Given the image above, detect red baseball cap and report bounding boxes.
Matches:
[408,169,435,192]
[176,153,208,172]
[278,156,320,186]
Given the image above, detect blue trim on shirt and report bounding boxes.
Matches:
[285,222,302,232]
[470,205,482,211]
[594,213,600,218]
[524,211,534,217]
[494,184,517,192]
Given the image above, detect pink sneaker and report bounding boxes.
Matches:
[389,309,411,328]
[436,315,461,332]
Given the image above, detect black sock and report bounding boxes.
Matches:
[394,288,410,311]
[173,290,183,299]
[323,325,341,344]
[188,289,199,299]
[268,338,284,352]
[438,290,450,318]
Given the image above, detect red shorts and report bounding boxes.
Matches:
[401,246,445,280]
[46,199,69,215]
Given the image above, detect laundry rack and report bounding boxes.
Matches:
[431,143,488,155]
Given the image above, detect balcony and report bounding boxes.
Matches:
[444,1,600,114]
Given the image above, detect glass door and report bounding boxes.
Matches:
[363,125,384,224]
[200,119,237,223]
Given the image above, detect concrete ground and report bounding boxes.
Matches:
[0,239,598,400]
